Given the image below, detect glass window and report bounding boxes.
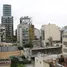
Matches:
[63,35,67,38]
[64,49,67,52]
[23,42,25,44]
[63,42,67,45]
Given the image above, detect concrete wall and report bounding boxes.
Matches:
[41,24,61,42]
[17,23,29,46]
[35,57,49,67]
[43,62,50,67]
[35,57,44,67]
[0,50,21,59]
[31,47,62,57]
[62,32,67,55]
[0,65,10,67]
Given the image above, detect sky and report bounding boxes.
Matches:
[0,0,67,31]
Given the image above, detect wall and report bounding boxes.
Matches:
[31,47,62,57]
[0,50,21,59]
[0,65,10,67]
[0,46,18,52]
[34,28,40,39]
[45,24,60,41]
[35,57,49,67]
[43,62,49,67]
[35,57,44,67]
[41,24,61,42]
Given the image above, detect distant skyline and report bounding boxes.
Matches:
[0,0,67,31]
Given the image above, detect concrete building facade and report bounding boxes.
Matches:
[62,27,67,56]
[1,4,13,42]
[0,24,5,42]
[31,46,62,58]
[41,23,61,45]
[0,45,21,59]
[3,4,11,16]
[35,55,50,67]
[17,16,34,46]
[34,28,40,40]
[35,54,58,67]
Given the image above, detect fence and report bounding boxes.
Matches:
[0,46,18,52]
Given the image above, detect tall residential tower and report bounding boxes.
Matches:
[41,23,61,46]
[17,16,34,46]
[1,4,13,42]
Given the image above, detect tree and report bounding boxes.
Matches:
[18,46,23,50]
[12,36,17,43]
[23,42,33,48]
[21,55,26,60]
[10,56,19,67]
[17,64,25,67]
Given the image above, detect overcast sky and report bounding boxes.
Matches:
[0,0,67,30]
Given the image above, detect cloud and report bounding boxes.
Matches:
[0,0,67,30]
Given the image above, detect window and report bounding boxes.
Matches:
[40,61,41,64]
[65,45,67,47]
[23,39,25,41]
[63,42,67,46]
[63,35,67,38]
[23,42,25,44]
[64,49,67,52]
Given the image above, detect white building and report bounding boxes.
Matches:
[41,23,61,45]
[0,24,5,42]
[62,26,67,56]
[35,54,58,67]
[34,28,40,40]
[17,16,32,46]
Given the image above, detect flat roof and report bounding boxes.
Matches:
[32,46,61,50]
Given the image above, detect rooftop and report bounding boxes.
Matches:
[36,54,67,67]
[32,46,61,50]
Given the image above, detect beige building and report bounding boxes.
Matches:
[41,23,61,45]
[35,55,49,67]
[35,54,57,67]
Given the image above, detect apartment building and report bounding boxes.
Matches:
[17,16,34,46]
[62,26,67,56]
[41,23,61,46]
[35,54,58,67]
[0,24,5,42]
[34,28,40,40]
[1,4,13,42]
